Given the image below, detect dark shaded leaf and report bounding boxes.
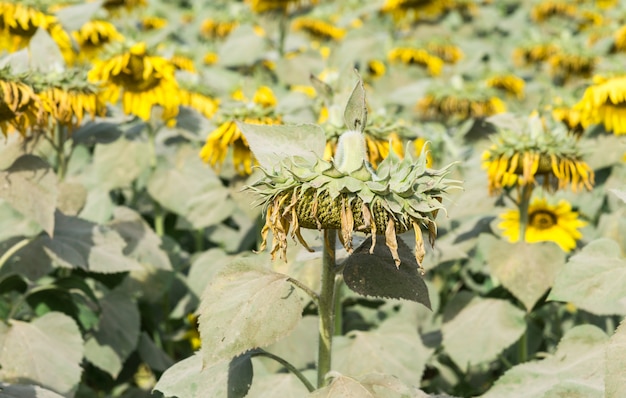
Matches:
[342,237,431,308]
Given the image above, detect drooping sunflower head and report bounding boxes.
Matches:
[388,47,444,76]
[0,67,47,137]
[425,40,464,64]
[170,54,196,73]
[498,197,586,252]
[199,86,281,175]
[200,18,239,40]
[72,20,124,63]
[482,114,594,194]
[513,41,558,66]
[548,47,597,83]
[551,96,584,136]
[250,131,458,270]
[573,73,626,135]
[178,80,220,120]
[247,0,318,14]
[139,16,168,31]
[32,70,107,133]
[418,81,506,122]
[485,74,525,99]
[530,0,578,22]
[102,0,147,14]
[292,16,346,41]
[88,42,181,122]
[380,0,453,22]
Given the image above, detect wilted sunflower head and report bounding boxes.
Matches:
[139,16,168,31]
[381,0,452,22]
[530,1,578,22]
[102,0,147,13]
[425,40,464,64]
[88,42,180,122]
[199,86,281,175]
[485,74,525,99]
[498,197,586,252]
[573,73,626,135]
[0,67,47,137]
[247,0,318,14]
[388,47,444,76]
[482,114,594,194]
[244,77,460,271]
[292,16,346,41]
[548,48,597,83]
[418,81,506,122]
[200,18,238,40]
[513,41,558,66]
[31,70,107,133]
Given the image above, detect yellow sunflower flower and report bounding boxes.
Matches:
[486,74,525,99]
[199,86,280,175]
[292,17,346,41]
[513,43,558,66]
[248,0,318,14]
[88,42,180,122]
[552,97,584,136]
[72,20,124,63]
[140,16,167,31]
[414,137,434,168]
[482,117,594,194]
[530,1,578,22]
[418,92,506,121]
[178,88,219,119]
[366,60,386,79]
[291,85,317,98]
[426,41,464,64]
[170,55,196,73]
[548,51,596,82]
[388,47,444,76]
[200,19,238,39]
[573,74,626,135]
[0,70,47,137]
[613,25,626,52]
[203,52,219,65]
[381,0,451,21]
[102,0,147,13]
[0,2,74,63]
[498,198,586,252]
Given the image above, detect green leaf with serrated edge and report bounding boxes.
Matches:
[217,24,267,67]
[84,288,140,378]
[548,239,626,315]
[148,145,234,229]
[343,75,368,132]
[342,237,431,308]
[198,255,303,367]
[28,28,64,73]
[186,248,233,299]
[606,320,626,398]
[237,122,326,172]
[480,235,566,312]
[0,312,83,396]
[0,155,57,237]
[13,211,141,274]
[154,352,253,398]
[482,325,608,398]
[54,0,103,31]
[138,332,173,372]
[333,317,433,387]
[442,297,526,371]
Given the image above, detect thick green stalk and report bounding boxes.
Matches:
[317,229,337,388]
[55,125,68,181]
[518,184,534,243]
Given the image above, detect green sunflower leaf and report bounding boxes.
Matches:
[342,236,431,308]
[198,256,303,367]
[154,352,253,398]
[343,75,368,132]
[548,238,626,316]
[0,312,83,396]
[480,234,566,312]
[606,319,626,397]
[482,325,608,398]
[237,122,326,171]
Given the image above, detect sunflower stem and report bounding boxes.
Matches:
[55,124,68,181]
[317,229,337,388]
[333,275,343,336]
[278,12,288,57]
[518,184,534,243]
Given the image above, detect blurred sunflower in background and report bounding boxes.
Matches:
[200,18,239,40]
[574,74,626,135]
[552,96,584,136]
[0,68,47,137]
[248,0,318,14]
[482,115,594,194]
[72,20,124,63]
[513,41,558,67]
[418,82,506,121]
[34,71,107,133]
[0,2,74,64]
[548,49,596,84]
[381,0,451,21]
[199,86,281,175]
[102,0,147,13]
[139,16,168,31]
[486,74,525,99]
[292,16,346,41]
[530,1,578,22]
[388,47,444,76]
[178,83,220,120]
[88,42,181,123]
[498,197,586,252]
[170,53,196,73]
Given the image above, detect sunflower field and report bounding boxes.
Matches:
[1,0,626,397]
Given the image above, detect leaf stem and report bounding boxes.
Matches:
[0,237,34,271]
[287,277,319,305]
[317,229,337,388]
[251,349,315,392]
